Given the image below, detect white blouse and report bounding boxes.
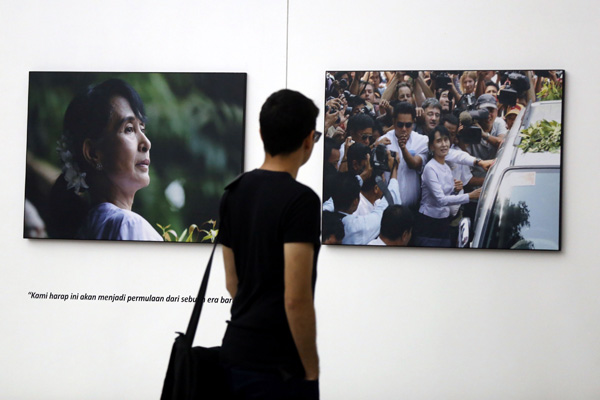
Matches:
[419,159,469,219]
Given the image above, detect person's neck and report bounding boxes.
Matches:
[260,152,303,180]
[90,180,135,210]
[362,190,378,205]
[381,235,404,246]
[434,154,446,165]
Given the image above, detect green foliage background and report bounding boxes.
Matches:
[26,72,246,240]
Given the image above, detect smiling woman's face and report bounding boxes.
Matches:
[96,96,152,197]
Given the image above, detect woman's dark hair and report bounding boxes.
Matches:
[427,125,450,151]
[47,79,146,238]
[63,79,146,175]
[259,89,319,156]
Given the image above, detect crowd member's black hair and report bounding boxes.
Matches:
[322,211,345,242]
[392,101,416,120]
[436,87,454,102]
[334,71,349,81]
[372,120,385,137]
[361,174,378,193]
[260,89,319,156]
[324,137,337,164]
[441,114,459,127]
[485,80,499,91]
[347,142,370,174]
[380,205,414,241]
[332,173,361,212]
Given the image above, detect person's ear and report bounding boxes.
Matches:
[303,130,315,150]
[82,139,101,168]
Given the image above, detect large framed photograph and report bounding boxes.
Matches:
[24,72,246,242]
[322,70,563,250]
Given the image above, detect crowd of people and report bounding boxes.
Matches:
[322,70,563,247]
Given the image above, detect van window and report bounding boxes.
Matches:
[482,169,560,250]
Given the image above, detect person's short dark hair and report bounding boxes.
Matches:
[334,71,349,81]
[392,101,416,120]
[485,80,499,91]
[324,137,337,164]
[380,205,414,241]
[259,89,319,156]
[332,173,361,212]
[347,142,370,174]
[347,113,375,136]
[422,97,442,112]
[361,174,378,193]
[427,124,450,147]
[436,87,453,102]
[441,114,459,127]
[322,211,345,241]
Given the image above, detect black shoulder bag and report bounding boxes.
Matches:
[159,237,229,400]
[161,177,244,400]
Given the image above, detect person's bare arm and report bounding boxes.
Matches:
[284,242,319,380]
[482,132,504,148]
[398,138,423,171]
[222,245,238,298]
[525,70,536,103]
[475,70,487,97]
[349,71,365,95]
[382,72,401,101]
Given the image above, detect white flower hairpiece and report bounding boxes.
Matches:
[57,135,89,194]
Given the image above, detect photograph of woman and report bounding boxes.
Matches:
[51,79,161,240]
[25,72,246,242]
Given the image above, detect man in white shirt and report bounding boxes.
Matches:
[333,153,400,245]
[383,102,429,208]
[384,102,493,209]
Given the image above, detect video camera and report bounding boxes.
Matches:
[370,144,397,176]
[498,72,530,106]
[458,109,490,144]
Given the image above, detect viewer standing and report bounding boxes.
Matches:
[219,89,321,399]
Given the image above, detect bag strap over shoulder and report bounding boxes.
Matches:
[184,173,245,342]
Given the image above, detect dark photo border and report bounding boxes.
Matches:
[322,70,563,250]
[24,71,246,243]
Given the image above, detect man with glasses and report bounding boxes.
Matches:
[382,101,429,208]
[219,89,321,399]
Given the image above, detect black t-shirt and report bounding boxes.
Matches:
[219,169,321,377]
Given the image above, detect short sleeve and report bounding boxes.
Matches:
[218,192,232,247]
[283,189,321,244]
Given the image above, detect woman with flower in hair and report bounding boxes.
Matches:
[48,79,162,241]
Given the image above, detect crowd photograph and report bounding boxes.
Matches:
[323,70,563,249]
[24,72,246,242]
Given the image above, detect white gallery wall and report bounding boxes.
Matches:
[1,0,599,399]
